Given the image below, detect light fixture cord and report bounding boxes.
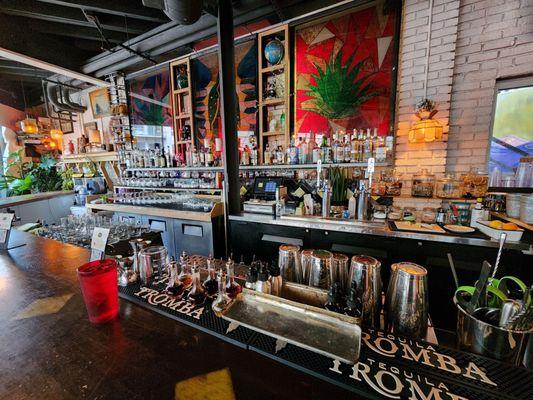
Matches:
[423,0,434,100]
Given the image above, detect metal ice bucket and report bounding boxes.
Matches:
[455,299,532,365]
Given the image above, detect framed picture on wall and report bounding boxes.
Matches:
[89,88,111,118]
[293,3,399,136]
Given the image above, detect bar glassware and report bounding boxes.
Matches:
[77,259,119,324]
[387,262,428,339]
[278,244,301,283]
[309,250,333,289]
[349,255,382,328]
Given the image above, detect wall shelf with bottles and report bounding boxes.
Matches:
[114,186,222,193]
[125,166,224,172]
[258,24,290,164]
[170,57,194,156]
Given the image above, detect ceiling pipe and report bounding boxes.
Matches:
[89,3,274,77]
[161,0,204,25]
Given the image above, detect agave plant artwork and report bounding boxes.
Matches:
[305,50,377,120]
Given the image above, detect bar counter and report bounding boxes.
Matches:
[0,230,348,399]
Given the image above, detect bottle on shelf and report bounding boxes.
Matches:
[343,133,351,163]
[350,129,358,163]
[199,145,206,166]
[160,146,167,168]
[225,256,242,299]
[275,145,284,165]
[288,139,298,165]
[202,255,218,297]
[251,140,258,166]
[297,136,306,165]
[264,143,271,165]
[332,132,342,164]
[187,263,206,304]
[212,270,232,317]
[312,133,321,164]
[363,129,372,162]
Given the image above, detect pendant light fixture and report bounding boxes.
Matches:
[408,0,443,144]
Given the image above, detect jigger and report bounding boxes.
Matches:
[387,262,428,339]
[349,255,382,328]
[278,244,301,283]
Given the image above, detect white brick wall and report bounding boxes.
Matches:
[394,0,533,207]
[447,0,533,174]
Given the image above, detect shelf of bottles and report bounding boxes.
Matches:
[258,24,290,164]
[170,57,195,158]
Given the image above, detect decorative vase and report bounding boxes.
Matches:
[177,73,188,89]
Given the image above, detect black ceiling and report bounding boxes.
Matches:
[0,0,349,109]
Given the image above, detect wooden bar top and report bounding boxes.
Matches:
[0,230,346,399]
[0,190,74,209]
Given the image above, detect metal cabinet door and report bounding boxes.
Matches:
[173,220,213,257]
[147,217,175,259]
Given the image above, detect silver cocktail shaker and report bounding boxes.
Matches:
[278,244,301,283]
[309,250,333,289]
[387,262,428,339]
[300,249,314,285]
[349,255,382,328]
[331,253,349,293]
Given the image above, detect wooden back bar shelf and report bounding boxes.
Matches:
[258,24,290,163]
[170,57,195,157]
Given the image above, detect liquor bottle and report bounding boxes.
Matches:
[160,146,167,168]
[344,280,362,318]
[206,145,215,167]
[375,132,387,163]
[264,143,271,165]
[165,146,172,168]
[202,255,218,297]
[187,263,206,304]
[251,142,258,166]
[276,145,284,165]
[312,134,321,164]
[363,129,372,162]
[324,282,344,313]
[245,264,258,290]
[166,257,185,297]
[321,135,332,163]
[178,259,193,289]
[332,132,341,163]
[288,139,298,165]
[240,146,250,165]
[343,133,351,164]
[191,146,199,167]
[199,145,205,166]
[212,270,232,317]
[225,256,242,299]
[358,129,364,162]
[269,264,282,296]
[255,263,271,294]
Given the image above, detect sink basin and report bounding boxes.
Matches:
[280,215,386,228]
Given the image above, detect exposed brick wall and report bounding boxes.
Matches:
[394,0,532,207]
[394,0,460,200]
[447,0,533,174]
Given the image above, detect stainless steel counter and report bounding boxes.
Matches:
[229,213,532,251]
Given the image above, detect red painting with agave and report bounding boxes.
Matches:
[295,4,398,136]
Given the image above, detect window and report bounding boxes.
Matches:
[489,77,533,187]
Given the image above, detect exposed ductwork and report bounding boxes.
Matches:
[59,86,87,113]
[45,82,86,113]
[142,0,204,25]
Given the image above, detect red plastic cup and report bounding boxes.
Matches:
[77,259,119,324]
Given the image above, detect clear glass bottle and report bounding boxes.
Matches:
[460,167,489,198]
[411,169,435,198]
[186,264,206,304]
[212,271,232,317]
[178,259,192,289]
[245,264,258,290]
[225,256,242,299]
[255,263,271,294]
[166,257,185,297]
[202,256,218,297]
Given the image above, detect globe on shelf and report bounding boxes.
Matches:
[264,38,284,65]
